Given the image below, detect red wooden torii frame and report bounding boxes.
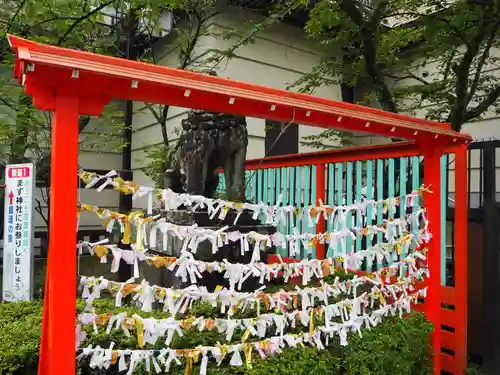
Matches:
[7,34,470,375]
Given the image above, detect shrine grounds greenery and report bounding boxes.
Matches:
[0,299,433,375]
[0,269,436,375]
[0,269,483,375]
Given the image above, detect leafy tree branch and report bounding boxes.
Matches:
[57,0,115,45]
[228,0,500,137]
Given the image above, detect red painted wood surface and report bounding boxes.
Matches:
[423,148,443,375]
[453,146,469,373]
[260,142,468,375]
[8,35,472,146]
[38,93,80,375]
[268,256,462,374]
[315,163,326,259]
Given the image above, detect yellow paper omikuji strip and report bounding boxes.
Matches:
[78,204,154,248]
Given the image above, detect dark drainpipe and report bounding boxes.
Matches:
[117,8,137,282]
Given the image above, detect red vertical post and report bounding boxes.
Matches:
[422,145,442,375]
[38,92,79,375]
[316,163,326,259]
[453,145,468,374]
[38,268,50,375]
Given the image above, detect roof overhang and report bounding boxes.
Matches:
[7,34,471,146]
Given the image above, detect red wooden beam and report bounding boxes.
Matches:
[315,163,326,259]
[7,35,471,146]
[244,141,463,170]
[442,353,456,374]
[422,146,443,375]
[453,145,468,374]
[441,286,456,306]
[245,142,421,169]
[38,92,80,375]
[214,142,424,174]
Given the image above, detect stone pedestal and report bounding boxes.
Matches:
[141,208,276,292]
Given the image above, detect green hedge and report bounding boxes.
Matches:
[0,300,433,375]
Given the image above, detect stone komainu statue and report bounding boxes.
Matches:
[163,109,248,201]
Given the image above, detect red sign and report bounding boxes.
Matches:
[8,167,30,179]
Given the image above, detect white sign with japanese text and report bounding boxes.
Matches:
[2,163,35,302]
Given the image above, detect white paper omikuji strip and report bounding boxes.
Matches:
[78,237,429,290]
[146,212,430,259]
[76,282,426,348]
[75,170,434,375]
[76,289,425,375]
[79,201,430,261]
[78,169,430,227]
[79,258,429,316]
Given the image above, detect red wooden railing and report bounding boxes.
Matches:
[243,142,468,375]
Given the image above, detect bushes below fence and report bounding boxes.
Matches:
[0,299,433,375]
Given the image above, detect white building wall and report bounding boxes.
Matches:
[77,110,123,230]
[0,73,122,233]
[32,111,123,232]
[130,7,350,203]
[208,9,344,155]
